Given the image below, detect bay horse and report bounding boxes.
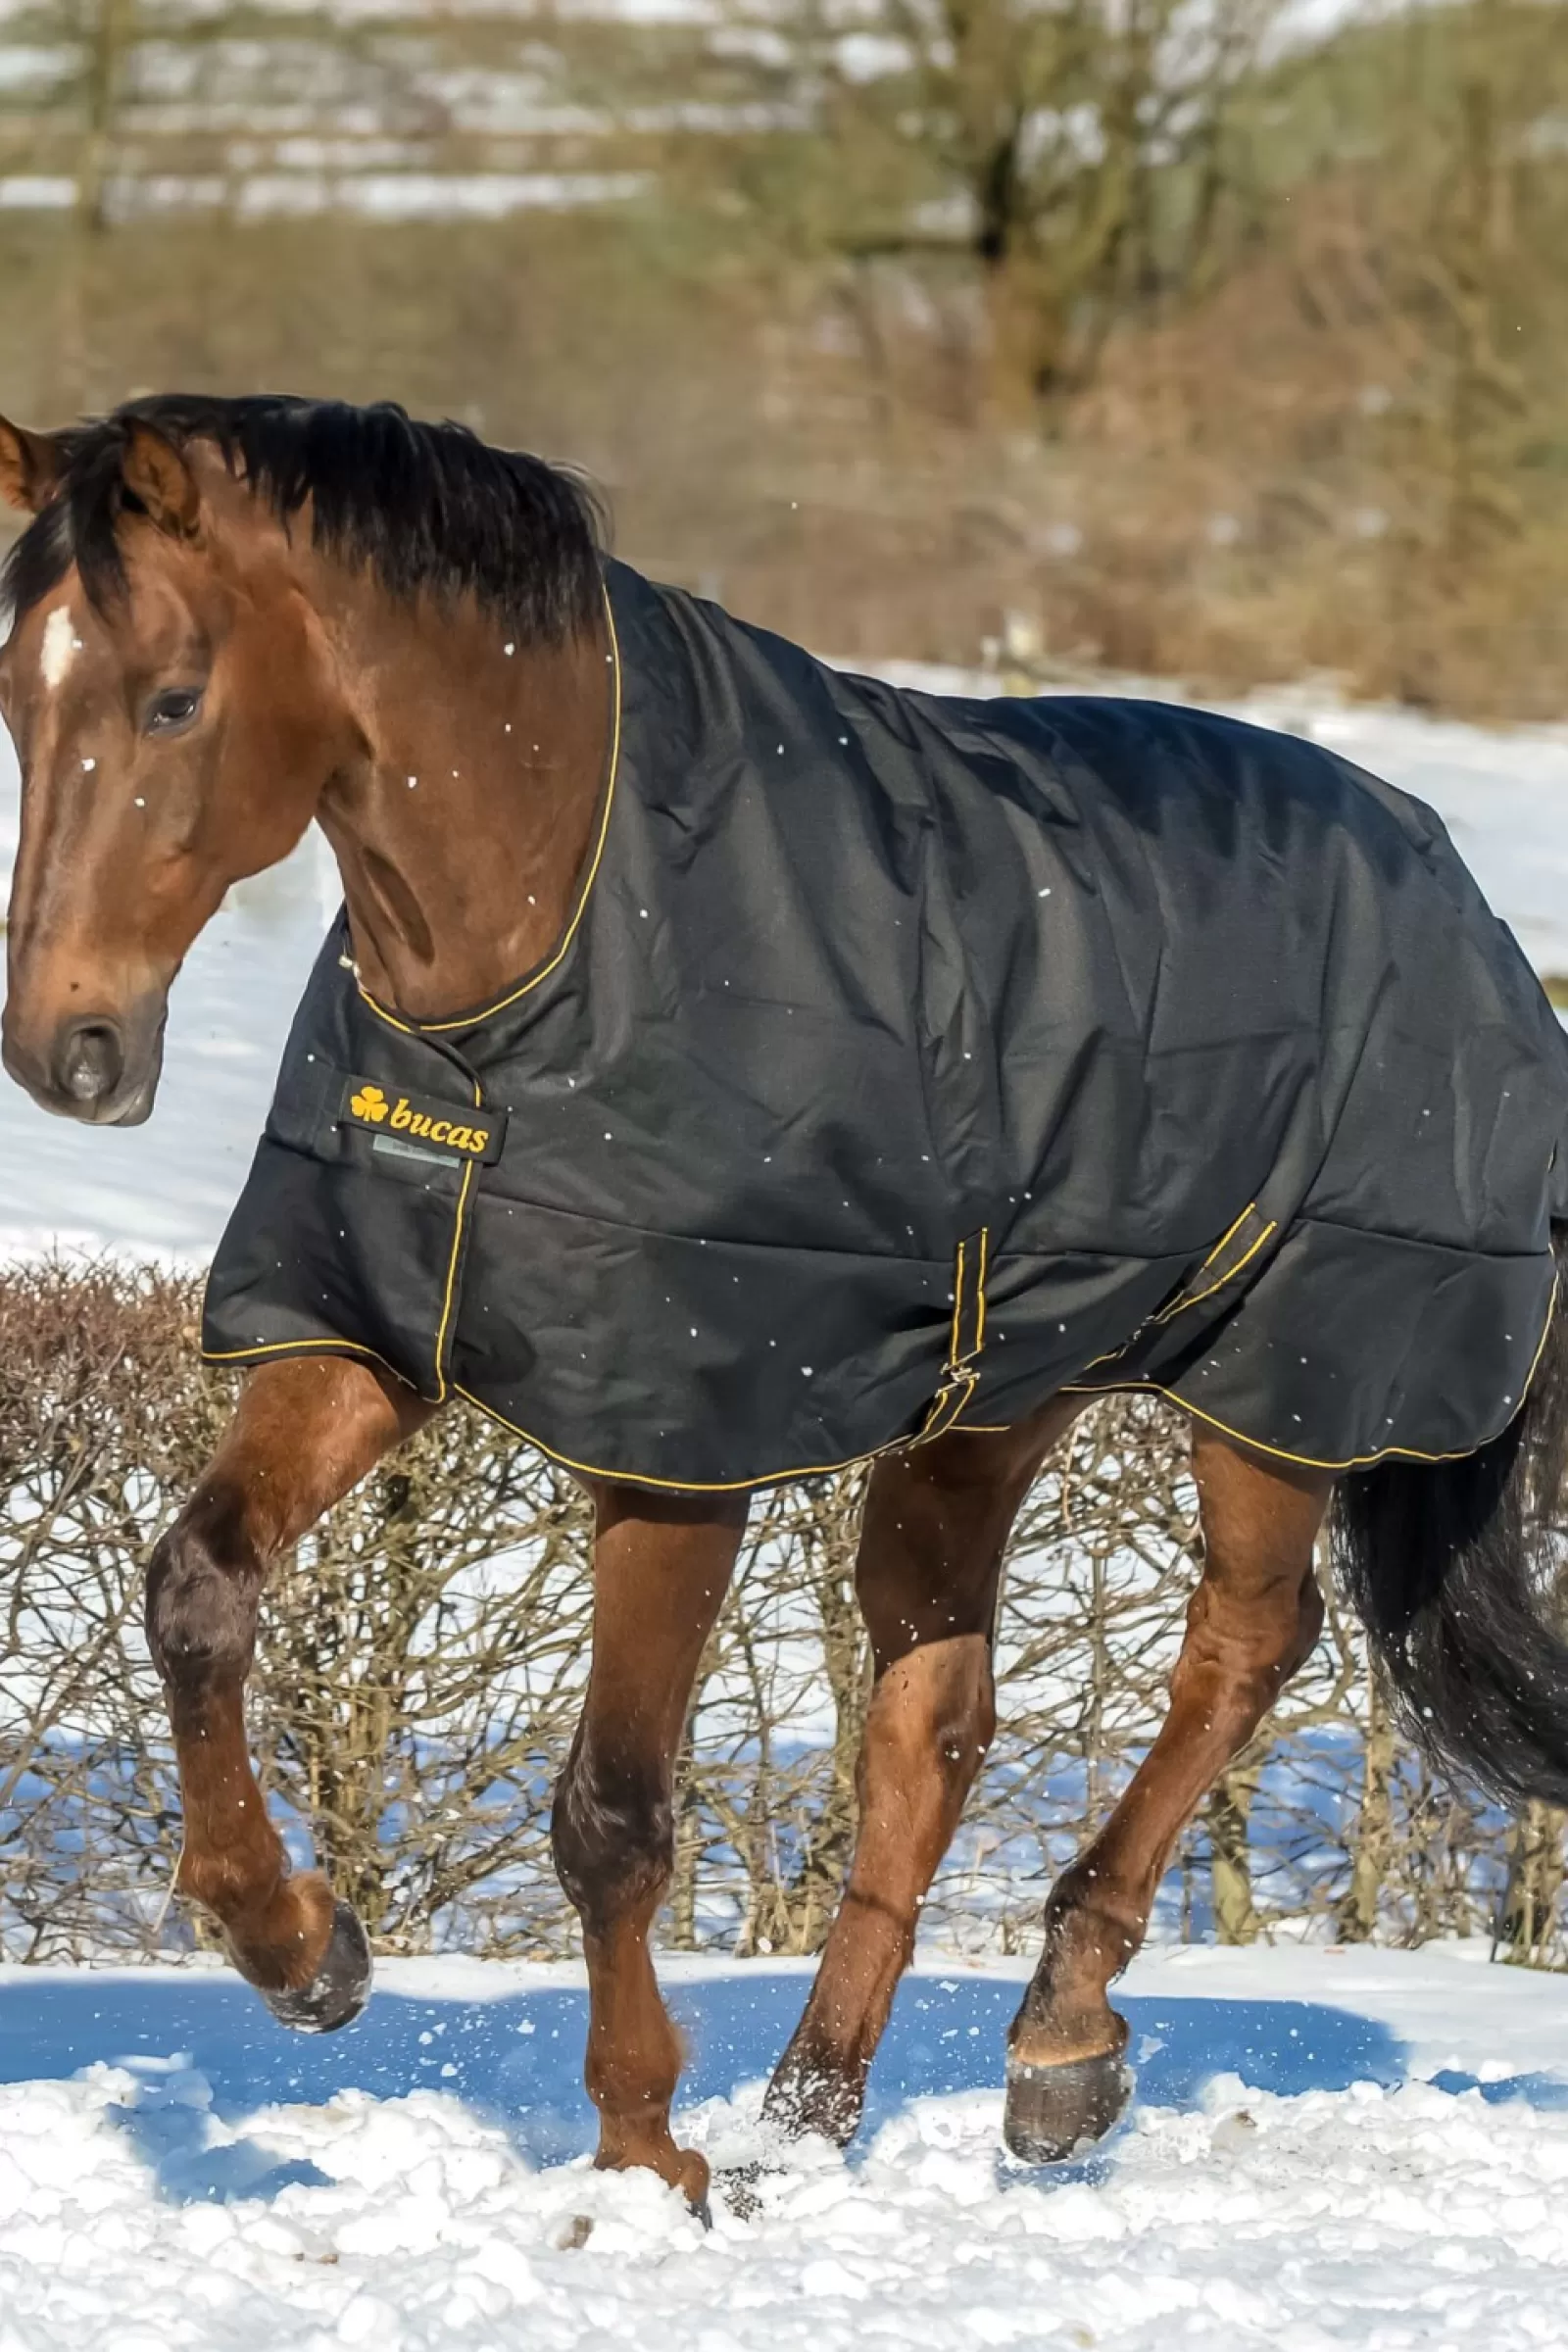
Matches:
[5,397,1568,2216]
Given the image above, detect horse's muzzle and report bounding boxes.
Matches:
[2,1001,166,1125]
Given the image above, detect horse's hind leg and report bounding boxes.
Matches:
[1004,1428,1331,2161]
[145,1355,428,2029]
[552,1484,746,2210]
[763,1398,1081,2146]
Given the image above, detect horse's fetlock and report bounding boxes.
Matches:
[1042,1876,1140,1980]
[178,1838,283,1925]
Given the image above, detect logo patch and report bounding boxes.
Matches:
[341,1078,506,1163]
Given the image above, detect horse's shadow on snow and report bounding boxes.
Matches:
[4,1963,1550,2208]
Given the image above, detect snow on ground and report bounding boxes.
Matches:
[5,1941,1568,2349]
[2,681,1567,1262]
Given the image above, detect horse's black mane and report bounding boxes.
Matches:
[2,394,606,641]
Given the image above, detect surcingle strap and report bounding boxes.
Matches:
[913,1227,990,1444]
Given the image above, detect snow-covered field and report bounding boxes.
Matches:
[3,681,1567,1260]
[6,1942,1568,2349]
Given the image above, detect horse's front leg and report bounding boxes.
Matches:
[146,1354,430,2029]
[552,1483,745,2209]
[1004,1428,1332,2160]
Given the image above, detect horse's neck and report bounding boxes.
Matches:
[313,588,611,1023]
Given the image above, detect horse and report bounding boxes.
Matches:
[5,395,1568,2219]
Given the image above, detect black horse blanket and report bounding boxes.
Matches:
[203,561,1568,1490]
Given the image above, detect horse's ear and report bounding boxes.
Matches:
[120,420,202,540]
[0,417,64,514]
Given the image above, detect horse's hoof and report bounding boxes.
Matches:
[1003,2050,1132,2164]
[259,1898,372,2034]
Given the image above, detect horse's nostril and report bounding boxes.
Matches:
[58,1019,124,1105]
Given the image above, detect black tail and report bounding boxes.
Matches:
[1331,1224,1568,1806]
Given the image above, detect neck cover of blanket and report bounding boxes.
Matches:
[202,562,1568,1490]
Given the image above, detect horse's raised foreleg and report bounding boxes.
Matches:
[552,1483,746,2209]
[763,1400,1081,2146]
[145,1355,429,2028]
[1004,1428,1331,2160]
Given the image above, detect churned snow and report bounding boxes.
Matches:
[4,1943,1568,2349]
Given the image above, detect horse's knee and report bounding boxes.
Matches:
[552,1747,673,1937]
[145,1494,263,1693]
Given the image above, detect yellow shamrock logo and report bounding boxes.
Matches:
[351,1084,389,1123]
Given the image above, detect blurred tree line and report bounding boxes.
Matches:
[5,1260,1567,1970]
[1,0,1566,707]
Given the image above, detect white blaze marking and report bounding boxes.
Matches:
[40,607,77,690]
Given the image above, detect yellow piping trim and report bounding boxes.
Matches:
[205,1341,912,1482]
[355,587,622,1036]
[361,999,417,1040]
[200,1334,421,1390]
[1159,1219,1277,1323]
[916,1374,977,1445]
[949,1238,966,1364]
[1200,1202,1254,1274]
[430,1073,484,1402]
[1079,1204,1275,1384]
[974,1226,990,1350]
[454,1382,900,1493]
[1064,1275,1558,1472]
[1153,1200,1263,1325]
[204,1336,399,1373]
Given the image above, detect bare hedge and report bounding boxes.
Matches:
[0,1260,1559,1965]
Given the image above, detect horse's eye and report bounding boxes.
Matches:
[145,687,202,736]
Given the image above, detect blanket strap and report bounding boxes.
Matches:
[912,1226,990,1445]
